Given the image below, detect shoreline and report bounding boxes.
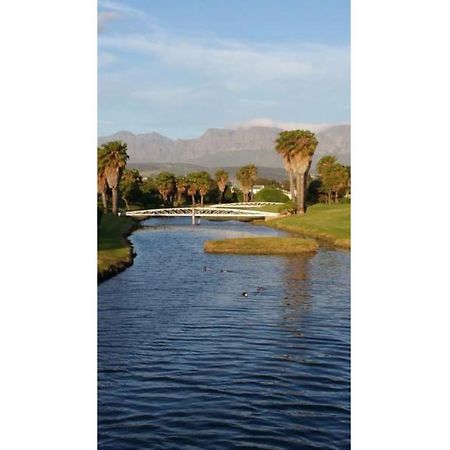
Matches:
[98,203,350,283]
[97,215,142,284]
[262,221,350,249]
[260,204,351,250]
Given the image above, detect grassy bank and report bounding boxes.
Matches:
[98,214,138,282]
[265,203,350,249]
[204,237,318,255]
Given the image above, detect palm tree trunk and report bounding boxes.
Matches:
[200,195,204,207]
[219,190,223,204]
[123,197,129,210]
[112,187,118,215]
[289,170,295,202]
[296,173,305,215]
[191,194,195,207]
[335,191,339,203]
[101,192,108,214]
[328,191,331,204]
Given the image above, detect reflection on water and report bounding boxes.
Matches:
[98,218,350,449]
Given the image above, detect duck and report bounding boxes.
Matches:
[242,291,248,298]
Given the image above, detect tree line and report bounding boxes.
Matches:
[98,131,350,216]
[97,141,263,214]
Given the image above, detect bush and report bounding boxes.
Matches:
[255,187,290,203]
[277,200,296,215]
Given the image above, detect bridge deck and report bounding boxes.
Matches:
[125,205,280,218]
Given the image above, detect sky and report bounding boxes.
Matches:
[98,0,350,138]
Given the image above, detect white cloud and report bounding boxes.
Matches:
[99,31,348,90]
[97,2,350,136]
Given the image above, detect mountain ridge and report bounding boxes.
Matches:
[98,125,350,168]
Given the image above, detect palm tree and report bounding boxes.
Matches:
[275,135,296,202]
[120,169,142,210]
[214,169,229,203]
[175,176,188,206]
[98,141,129,215]
[97,147,109,214]
[236,165,258,202]
[247,165,257,201]
[187,173,198,206]
[197,171,213,207]
[276,130,318,214]
[155,172,176,206]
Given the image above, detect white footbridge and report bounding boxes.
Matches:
[125,202,283,222]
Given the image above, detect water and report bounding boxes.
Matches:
[98,218,350,449]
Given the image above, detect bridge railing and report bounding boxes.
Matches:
[209,202,284,208]
[125,206,279,218]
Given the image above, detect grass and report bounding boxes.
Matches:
[98,214,137,281]
[204,237,318,255]
[248,204,285,213]
[265,203,350,249]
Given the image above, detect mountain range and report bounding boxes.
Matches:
[98,124,350,171]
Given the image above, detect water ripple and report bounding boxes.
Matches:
[99,218,350,449]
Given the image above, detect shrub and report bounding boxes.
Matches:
[277,200,296,215]
[254,187,289,203]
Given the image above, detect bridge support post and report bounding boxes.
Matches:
[192,207,196,225]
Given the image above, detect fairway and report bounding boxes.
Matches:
[266,203,350,248]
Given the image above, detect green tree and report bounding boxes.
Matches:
[175,176,188,206]
[214,169,229,204]
[155,172,176,206]
[236,164,258,202]
[275,130,318,214]
[120,169,142,210]
[316,156,350,203]
[140,177,161,208]
[316,156,338,204]
[196,171,213,207]
[275,134,296,202]
[98,141,129,215]
[332,164,349,202]
[344,165,351,198]
[186,173,199,206]
[97,147,109,214]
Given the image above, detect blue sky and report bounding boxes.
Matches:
[98,0,350,138]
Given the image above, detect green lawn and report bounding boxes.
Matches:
[98,214,137,279]
[266,203,350,249]
[248,204,286,213]
[204,237,318,255]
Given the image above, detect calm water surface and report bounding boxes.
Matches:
[98,219,350,449]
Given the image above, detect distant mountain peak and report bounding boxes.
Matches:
[98,124,350,167]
